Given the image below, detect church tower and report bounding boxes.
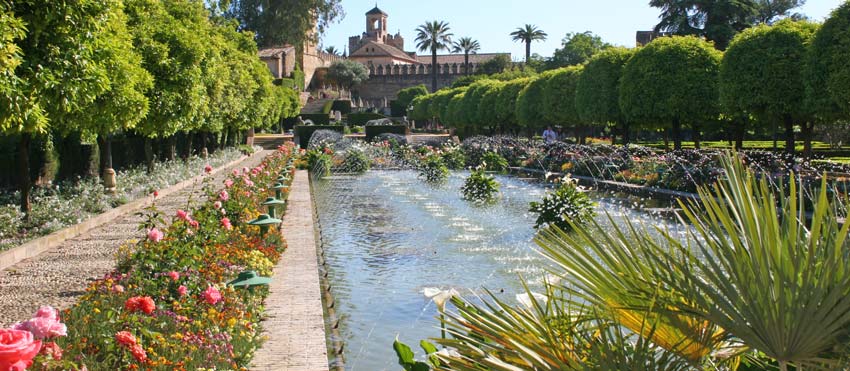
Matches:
[365,6,389,43]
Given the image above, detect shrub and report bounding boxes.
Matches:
[461,167,499,204]
[529,176,596,231]
[440,144,466,170]
[481,151,509,173]
[419,154,449,184]
[340,148,370,174]
[303,148,332,177]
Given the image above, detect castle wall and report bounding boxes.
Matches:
[354,63,481,101]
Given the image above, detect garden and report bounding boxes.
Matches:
[0,144,296,370]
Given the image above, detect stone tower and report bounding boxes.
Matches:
[349,5,405,54]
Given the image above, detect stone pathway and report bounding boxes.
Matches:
[0,150,271,326]
[252,170,329,371]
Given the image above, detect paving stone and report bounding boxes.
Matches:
[251,170,329,371]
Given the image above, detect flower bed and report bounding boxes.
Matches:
[0,144,296,370]
[0,147,255,252]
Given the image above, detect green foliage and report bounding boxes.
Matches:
[807,1,850,120]
[419,153,449,184]
[528,178,596,231]
[721,20,819,122]
[303,148,332,177]
[477,54,511,75]
[290,68,306,90]
[516,72,555,131]
[480,151,509,172]
[416,20,454,92]
[459,80,496,128]
[575,47,635,126]
[341,148,370,174]
[327,59,369,89]
[221,0,342,48]
[461,167,499,203]
[542,65,584,126]
[477,81,506,128]
[395,84,429,116]
[450,74,486,88]
[548,31,611,70]
[440,144,466,169]
[650,0,759,50]
[510,24,548,62]
[496,78,531,129]
[393,338,439,371]
[619,36,721,142]
[409,94,434,121]
[446,92,466,125]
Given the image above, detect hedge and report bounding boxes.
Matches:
[365,125,409,141]
[294,125,345,148]
[331,100,352,115]
[347,112,389,126]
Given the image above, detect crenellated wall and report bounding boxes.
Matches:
[355,62,480,101]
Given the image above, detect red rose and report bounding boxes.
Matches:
[138,297,155,315]
[115,331,136,347]
[0,329,42,371]
[124,297,140,312]
[129,344,147,363]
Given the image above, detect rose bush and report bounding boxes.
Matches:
[9,144,298,370]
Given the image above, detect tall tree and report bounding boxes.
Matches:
[542,66,585,143]
[3,0,123,214]
[650,0,758,50]
[548,31,610,69]
[326,59,369,90]
[752,0,807,24]
[720,20,819,156]
[221,0,343,48]
[415,21,453,92]
[324,45,340,55]
[620,36,722,150]
[510,24,547,62]
[452,37,481,75]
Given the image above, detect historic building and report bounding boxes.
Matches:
[346,6,510,101]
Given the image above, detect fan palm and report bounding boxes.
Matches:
[451,37,480,75]
[415,21,453,92]
[324,46,340,55]
[510,24,547,63]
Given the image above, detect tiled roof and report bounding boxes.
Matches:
[258,46,295,58]
[349,41,419,63]
[366,6,387,16]
[415,53,511,65]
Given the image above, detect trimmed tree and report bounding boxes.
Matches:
[495,78,531,134]
[575,47,635,145]
[721,20,819,156]
[807,1,850,134]
[516,72,556,133]
[327,59,369,90]
[477,81,506,134]
[394,84,429,116]
[620,36,721,150]
[542,66,584,143]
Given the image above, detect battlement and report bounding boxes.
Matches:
[367,62,481,76]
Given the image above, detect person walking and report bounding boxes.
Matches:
[543,126,558,143]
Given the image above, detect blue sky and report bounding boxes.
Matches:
[321,0,844,61]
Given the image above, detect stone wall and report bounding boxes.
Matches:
[301,51,344,88]
[354,62,481,101]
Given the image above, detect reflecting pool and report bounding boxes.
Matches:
[312,170,685,370]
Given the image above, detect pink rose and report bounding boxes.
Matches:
[189,220,199,229]
[176,210,189,222]
[0,329,41,371]
[213,201,222,210]
[219,190,229,202]
[147,228,164,243]
[220,218,232,231]
[224,179,234,188]
[242,167,249,174]
[167,271,180,281]
[112,285,125,293]
[244,179,254,187]
[130,343,147,363]
[202,286,222,305]
[177,285,188,297]
[204,164,213,174]
[13,306,66,339]
[232,169,239,176]
[115,331,136,347]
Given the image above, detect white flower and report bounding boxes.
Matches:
[516,292,548,309]
[422,287,460,312]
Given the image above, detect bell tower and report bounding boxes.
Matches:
[365,5,388,43]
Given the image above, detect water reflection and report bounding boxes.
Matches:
[313,170,684,370]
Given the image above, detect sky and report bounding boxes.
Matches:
[320,0,844,61]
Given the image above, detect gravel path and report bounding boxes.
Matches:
[0,150,271,326]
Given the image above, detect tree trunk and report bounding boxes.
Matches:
[772,121,778,151]
[97,135,114,176]
[464,53,470,75]
[201,132,209,158]
[672,118,682,151]
[783,114,795,156]
[18,133,32,216]
[692,123,701,149]
[621,121,630,146]
[802,121,814,159]
[166,135,177,161]
[184,132,194,161]
[431,48,438,92]
[525,42,531,63]
[219,130,227,150]
[733,119,745,151]
[144,137,154,174]
[663,129,670,151]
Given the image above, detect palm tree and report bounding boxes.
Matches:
[324,46,340,56]
[452,37,481,75]
[510,24,548,63]
[415,21,453,92]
